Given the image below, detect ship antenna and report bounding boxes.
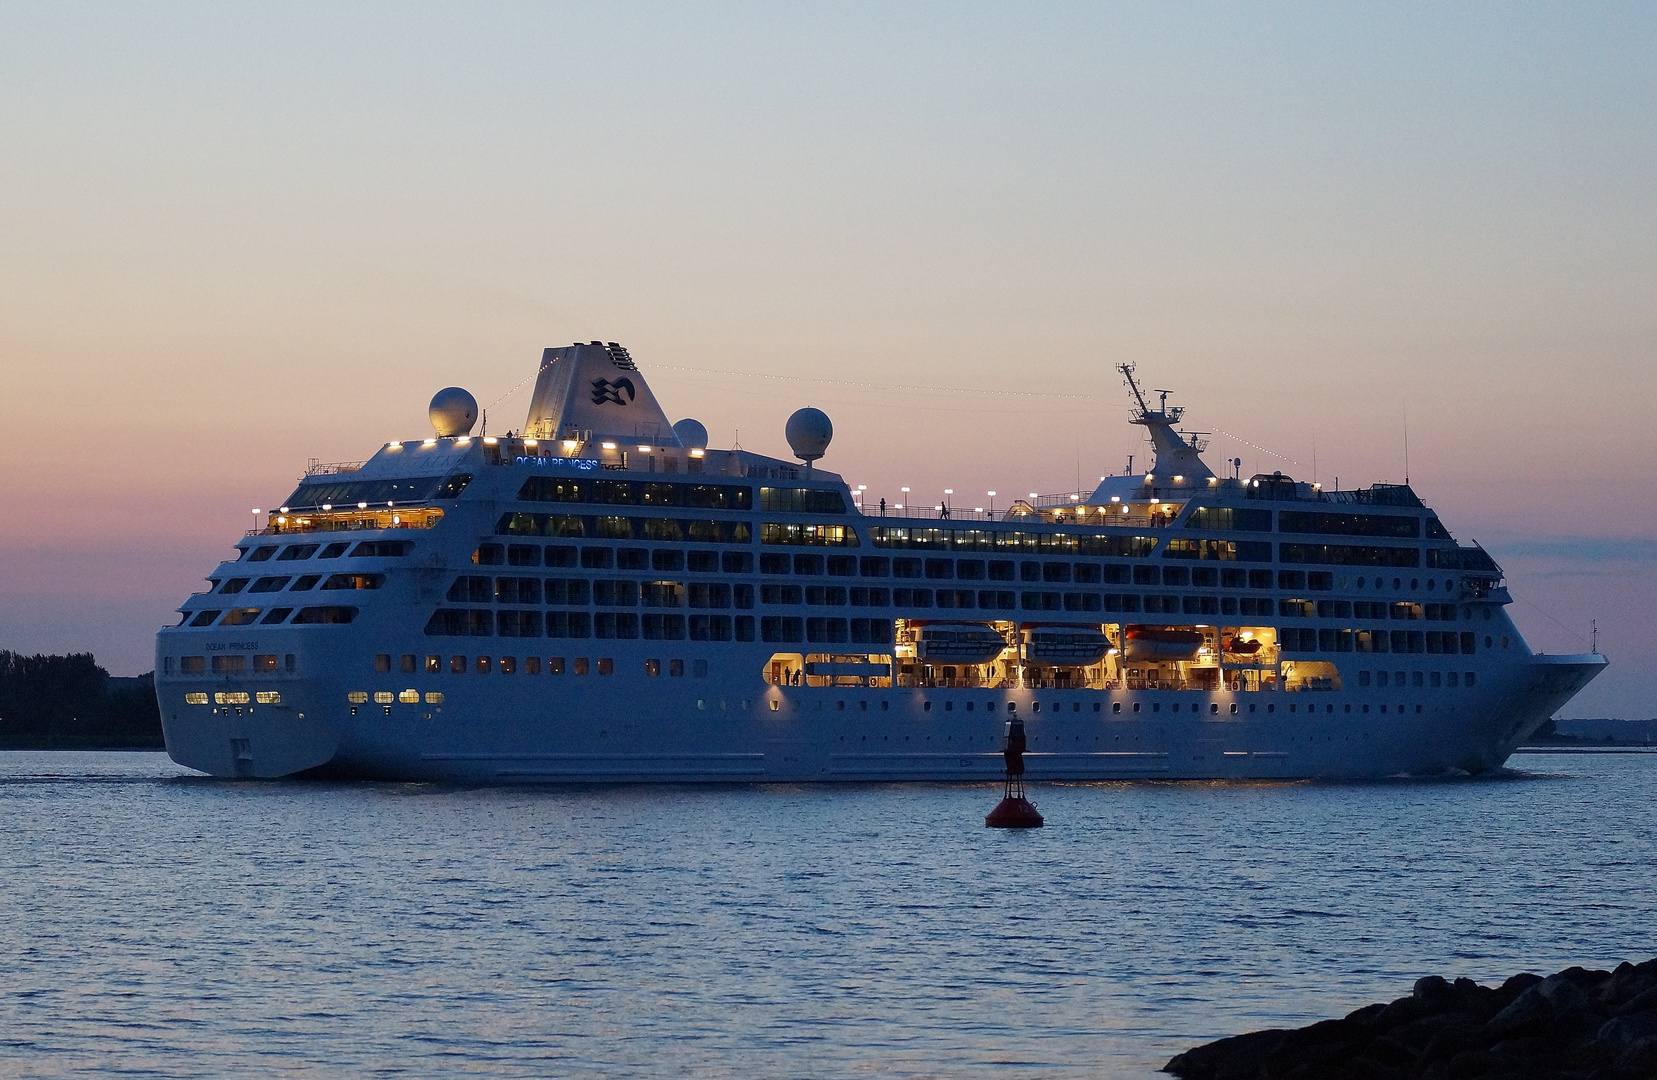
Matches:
[1591,620,1599,655]
[1119,363,1151,417]
[1403,405,1410,485]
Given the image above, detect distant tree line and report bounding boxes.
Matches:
[0,652,164,749]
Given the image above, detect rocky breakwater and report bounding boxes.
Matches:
[1165,960,1657,1080]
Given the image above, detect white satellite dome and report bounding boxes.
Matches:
[672,418,709,449]
[429,387,478,437]
[785,407,833,463]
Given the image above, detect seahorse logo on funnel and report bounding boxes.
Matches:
[590,377,636,406]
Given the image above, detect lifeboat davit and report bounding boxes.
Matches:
[915,624,1008,665]
[1122,627,1205,662]
[1024,627,1112,666]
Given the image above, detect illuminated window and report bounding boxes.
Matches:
[476,657,491,674]
[348,691,368,704]
[597,658,614,676]
[184,692,208,705]
[373,691,394,704]
[399,689,419,703]
[424,691,445,704]
[255,691,282,705]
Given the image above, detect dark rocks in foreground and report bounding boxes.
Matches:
[1165,960,1657,1080]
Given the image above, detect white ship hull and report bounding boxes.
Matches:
[155,629,1604,782]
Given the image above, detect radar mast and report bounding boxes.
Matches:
[1118,363,1215,482]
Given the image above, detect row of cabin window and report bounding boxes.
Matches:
[452,576,756,608]
[171,653,296,675]
[184,606,358,627]
[514,477,760,509]
[1357,669,1477,688]
[1278,628,1478,654]
[426,610,761,642]
[1277,600,1469,621]
[472,544,1465,598]
[476,543,754,573]
[495,514,754,544]
[375,652,713,677]
[242,540,411,562]
[219,573,384,595]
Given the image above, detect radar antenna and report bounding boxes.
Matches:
[1118,364,1183,424]
[1119,363,1151,417]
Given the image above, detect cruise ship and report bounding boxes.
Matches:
[154,343,1606,781]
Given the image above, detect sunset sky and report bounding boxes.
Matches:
[1,4,1652,715]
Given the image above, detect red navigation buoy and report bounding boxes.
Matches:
[986,713,1044,828]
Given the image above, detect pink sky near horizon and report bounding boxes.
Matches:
[1,4,1653,715]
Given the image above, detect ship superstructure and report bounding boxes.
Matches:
[155,344,1606,781]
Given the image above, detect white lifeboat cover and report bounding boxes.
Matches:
[523,341,682,446]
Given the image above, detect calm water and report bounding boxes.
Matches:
[1,752,1654,1078]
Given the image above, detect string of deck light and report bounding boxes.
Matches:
[656,364,1094,399]
[1208,428,1303,467]
[481,357,1304,466]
